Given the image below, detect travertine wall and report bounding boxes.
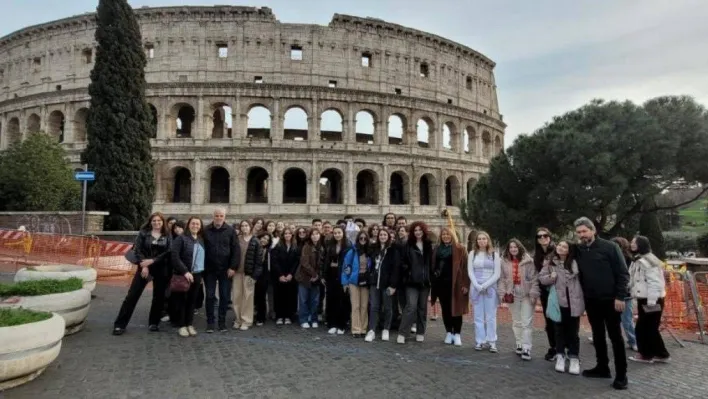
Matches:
[0,6,505,234]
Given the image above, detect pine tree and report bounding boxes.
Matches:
[81,0,154,230]
[639,211,666,259]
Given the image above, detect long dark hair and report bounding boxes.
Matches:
[533,227,555,271]
[611,236,632,262]
[355,231,369,254]
[185,216,204,239]
[407,221,431,246]
[141,212,170,237]
[503,238,527,261]
[279,227,297,250]
[633,235,652,255]
[553,240,576,272]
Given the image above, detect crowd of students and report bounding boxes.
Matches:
[110,210,671,391]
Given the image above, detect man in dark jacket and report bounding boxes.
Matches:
[574,217,629,390]
[203,207,240,332]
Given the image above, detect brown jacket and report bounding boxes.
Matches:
[538,258,585,317]
[433,243,471,317]
[499,253,540,301]
[295,243,323,288]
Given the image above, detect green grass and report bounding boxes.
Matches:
[0,308,52,327]
[679,200,708,233]
[0,277,83,297]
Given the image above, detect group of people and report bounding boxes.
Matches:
[111,209,671,391]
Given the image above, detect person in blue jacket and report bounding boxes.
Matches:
[342,231,371,338]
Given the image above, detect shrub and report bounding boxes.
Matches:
[698,232,708,257]
[0,308,52,327]
[662,231,699,253]
[0,277,83,297]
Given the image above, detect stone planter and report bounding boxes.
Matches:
[15,264,98,292]
[1,289,91,335]
[0,313,65,391]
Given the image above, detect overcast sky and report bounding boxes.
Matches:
[2,0,708,147]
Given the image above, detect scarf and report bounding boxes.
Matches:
[436,243,452,259]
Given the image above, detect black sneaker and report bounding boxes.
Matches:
[544,348,557,361]
[148,324,159,332]
[206,324,215,333]
[112,327,125,336]
[612,376,628,390]
[218,324,227,332]
[582,366,612,379]
[521,350,532,361]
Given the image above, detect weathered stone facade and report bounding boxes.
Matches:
[0,6,504,233]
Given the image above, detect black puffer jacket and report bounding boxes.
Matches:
[243,236,264,279]
[133,229,171,276]
[400,241,433,287]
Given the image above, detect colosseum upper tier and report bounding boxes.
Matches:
[0,5,504,228]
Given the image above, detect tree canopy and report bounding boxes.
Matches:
[463,95,708,243]
[80,0,155,230]
[0,133,81,211]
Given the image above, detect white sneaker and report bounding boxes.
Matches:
[336,329,345,335]
[301,323,310,329]
[276,318,284,325]
[239,325,249,331]
[416,334,425,342]
[397,335,405,344]
[284,319,292,325]
[444,332,453,344]
[187,326,197,336]
[365,330,375,342]
[488,343,498,353]
[411,326,417,333]
[555,355,566,373]
[382,329,390,341]
[453,334,462,346]
[160,315,170,322]
[232,322,241,330]
[311,322,319,328]
[328,327,337,335]
[178,327,189,337]
[568,358,580,375]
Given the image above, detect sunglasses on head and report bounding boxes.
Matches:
[537,233,550,239]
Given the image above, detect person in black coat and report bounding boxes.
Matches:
[365,228,399,342]
[171,217,206,337]
[113,212,172,335]
[272,227,300,324]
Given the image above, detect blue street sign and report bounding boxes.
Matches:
[75,171,95,181]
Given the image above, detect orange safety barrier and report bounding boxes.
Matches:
[0,228,100,271]
[658,268,706,344]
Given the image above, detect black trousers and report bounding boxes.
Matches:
[540,288,556,350]
[555,307,580,357]
[255,274,270,323]
[636,298,670,359]
[437,280,462,334]
[274,280,298,320]
[318,280,326,315]
[173,273,203,328]
[195,281,204,310]
[114,268,167,329]
[326,276,348,329]
[586,298,627,378]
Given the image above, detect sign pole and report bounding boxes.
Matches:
[81,163,88,236]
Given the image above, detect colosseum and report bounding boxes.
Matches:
[0,5,504,233]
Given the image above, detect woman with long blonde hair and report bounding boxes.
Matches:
[467,231,501,352]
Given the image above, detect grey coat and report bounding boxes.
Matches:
[538,258,585,317]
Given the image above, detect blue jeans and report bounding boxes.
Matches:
[298,284,320,325]
[204,270,231,325]
[621,299,636,347]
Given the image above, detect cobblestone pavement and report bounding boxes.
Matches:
[3,276,707,399]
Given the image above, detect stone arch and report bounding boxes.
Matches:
[27,113,41,133]
[355,110,375,144]
[416,116,434,148]
[419,173,437,206]
[320,108,343,141]
[387,114,406,145]
[211,102,232,139]
[442,121,457,151]
[48,110,65,143]
[283,167,307,204]
[209,167,230,203]
[284,106,308,141]
[445,176,461,207]
[169,103,195,138]
[482,130,492,158]
[170,167,192,203]
[319,168,343,204]
[356,169,379,205]
[494,135,503,155]
[247,104,271,139]
[246,167,269,203]
[147,103,158,138]
[6,117,20,147]
[389,171,410,205]
[74,108,88,142]
[466,177,477,200]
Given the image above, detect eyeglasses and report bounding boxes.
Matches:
[537,234,550,239]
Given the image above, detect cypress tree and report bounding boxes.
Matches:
[639,210,666,259]
[81,0,154,230]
